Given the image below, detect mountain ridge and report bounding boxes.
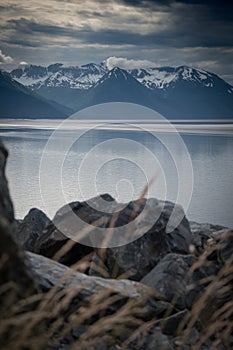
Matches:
[10,61,233,93]
[0,71,72,118]
[72,67,173,116]
[6,61,233,119]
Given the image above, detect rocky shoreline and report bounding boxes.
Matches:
[0,140,232,350]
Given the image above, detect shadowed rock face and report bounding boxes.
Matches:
[0,143,14,223]
[140,253,219,310]
[91,198,192,281]
[0,142,37,310]
[26,251,174,349]
[34,194,191,279]
[14,208,50,252]
[34,194,115,266]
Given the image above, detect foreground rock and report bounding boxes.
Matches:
[35,195,192,281]
[0,142,37,313]
[27,251,168,311]
[140,253,218,310]
[0,142,14,223]
[27,251,175,349]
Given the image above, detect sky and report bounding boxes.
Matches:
[0,0,233,84]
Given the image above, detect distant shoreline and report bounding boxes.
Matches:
[0,119,233,135]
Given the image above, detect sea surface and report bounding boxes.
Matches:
[0,119,233,228]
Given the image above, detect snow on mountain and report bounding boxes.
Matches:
[10,63,107,90]
[129,65,226,90]
[72,67,172,115]
[10,60,233,95]
[129,67,176,89]
[93,66,131,87]
[10,65,49,87]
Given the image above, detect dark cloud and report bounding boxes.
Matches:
[2,2,232,50]
[6,18,76,37]
[85,27,232,48]
[0,5,19,11]
[119,0,233,7]
[118,0,233,21]
[5,13,232,50]
[1,38,44,48]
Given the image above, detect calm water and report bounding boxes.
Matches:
[0,121,233,228]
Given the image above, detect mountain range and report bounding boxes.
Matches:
[0,71,71,119]
[3,60,233,119]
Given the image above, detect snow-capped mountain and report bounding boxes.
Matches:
[9,60,233,119]
[93,66,130,86]
[73,67,171,114]
[10,62,233,95]
[10,62,107,90]
[130,66,216,89]
[130,65,233,94]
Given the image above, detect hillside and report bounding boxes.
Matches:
[0,71,72,119]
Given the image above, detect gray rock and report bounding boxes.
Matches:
[173,328,200,349]
[157,309,189,336]
[0,141,14,223]
[88,252,110,278]
[14,208,50,251]
[185,260,218,309]
[33,195,116,266]
[211,229,233,264]
[53,201,81,218]
[140,252,219,310]
[189,221,226,254]
[0,141,37,311]
[34,231,94,268]
[97,198,192,281]
[141,253,196,309]
[27,251,171,320]
[189,221,225,235]
[35,195,191,278]
[26,251,175,349]
[126,327,174,350]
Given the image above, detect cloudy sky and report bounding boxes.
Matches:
[0,0,232,83]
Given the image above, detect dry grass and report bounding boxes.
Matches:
[0,234,232,350]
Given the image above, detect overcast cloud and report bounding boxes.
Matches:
[0,49,13,64]
[0,0,232,83]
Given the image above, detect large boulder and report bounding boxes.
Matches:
[140,253,218,310]
[94,198,192,281]
[33,193,129,267]
[141,254,195,309]
[27,251,167,309]
[33,195,116,267]
[35,195,192,280]
[0,141,37,312]
[26,251,174,349]
[0,142,14,223]
[14,208,50,251]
